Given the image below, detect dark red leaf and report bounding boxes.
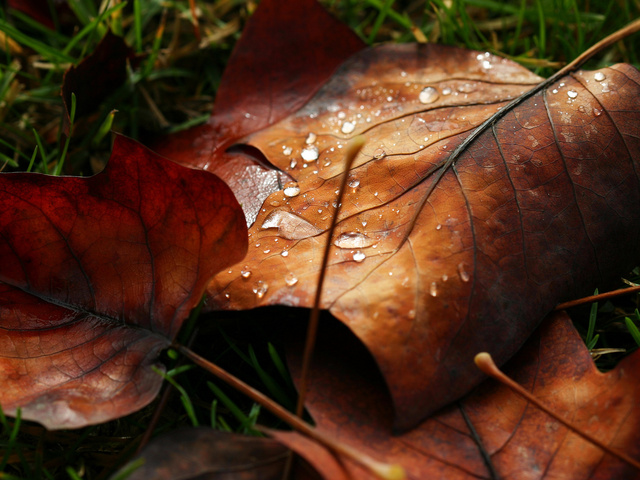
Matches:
[153,0,365,224]
[0,135,247,429]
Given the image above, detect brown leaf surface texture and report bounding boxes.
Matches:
[208,43,640,429]
[154,0,364,225]
[280,312,640,479]
[0,136,247,429]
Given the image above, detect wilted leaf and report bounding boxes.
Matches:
[0,135,247,429]
[277,311,640,479]
[206,38,640,428]
[154,0,365,225]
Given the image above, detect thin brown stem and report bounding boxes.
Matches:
[294,136,366,419]
[177,344,405,480]
[474,352,640,471]
[555,285,640,310]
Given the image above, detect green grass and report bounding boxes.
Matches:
[1,0,640,478]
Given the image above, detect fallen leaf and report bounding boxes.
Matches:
[277,311,640,479]
[0,135,247,429]
[115,427,321,480]
[153,0,365,225]
[62,31,136,135]
[206,36,640,428]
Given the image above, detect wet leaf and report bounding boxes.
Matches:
[207,38,640,428]
[278,311,640,479]
[0,135,247,429]
[153,0,365,225]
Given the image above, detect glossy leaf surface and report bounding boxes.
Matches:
[207,40,640,428]
[0,135,247,429]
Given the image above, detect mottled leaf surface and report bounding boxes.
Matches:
[0,135,247,429]
[279,312,640,479]
[207,42,640,429]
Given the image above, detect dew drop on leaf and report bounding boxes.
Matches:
[418,86,439,104]
[457,262,470,282]
[283,182,301,197]
[341,121,355,134]
[305,132,317,144]
[334,232,375,249]
[348,178,360,188]
[429,281,438,297]
[260,210,322,240]
[567,90,578,99]
[352,251,366,262]
[301,145,319,161]
[281,250,289,257]
[285,273,298,286]
[241,269,251,279]
[253,281,268,298]
[594,72,606,81]
[282,146,293,156]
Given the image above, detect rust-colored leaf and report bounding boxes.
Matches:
[207,41,640,429]
[278,311,640,479]
[0,135,247,429]
[153,0,365,225]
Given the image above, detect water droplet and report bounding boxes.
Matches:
[594,72,605,81]
[567,90,578,99]
[305,132,317,144]
[260,210,322,240]
[601,82,610,93]
[290,159,297,169]
[457,262,470,282]
[419,86,439,104]
[442,87,452,95]
[338,111,346,119]
[552,89,558,94]
[481,60,492,69]
[324,160,332,167]
[282,273,298,287]
[241,269,251,279]
[348,178,360,188]
[457,83,476,93]
[429,281,438,297]
[341,121,355,134]
[442,274,449,282]
[334,232,375,249]
[263,249,270,254]
[352,251,366,262]
[436,224,442,230]
[593,107,603,117]
[281,250,289,257]
[301,145,319,161]
[283,182,301,197]
[224,293,230,299]
[386,96,393,102]
[253,281,268,299]
[282,146,293,156]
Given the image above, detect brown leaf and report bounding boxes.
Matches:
[207,42,640,429]
[0,135,247,429]
[278,311,640,479]
[153,0,365,225]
